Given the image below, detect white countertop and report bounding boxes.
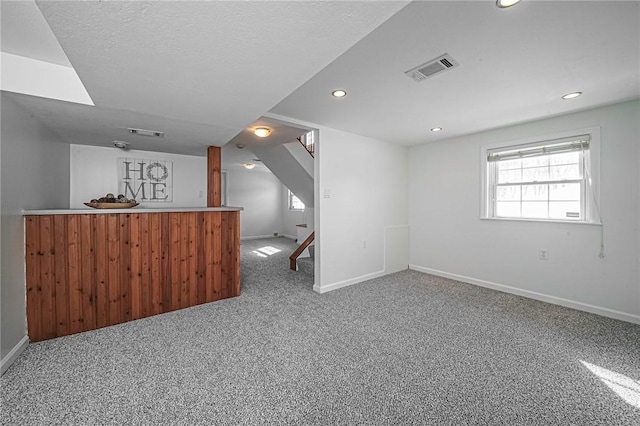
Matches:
[23,206,243,215]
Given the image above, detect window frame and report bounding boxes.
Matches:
[480,127,601,225]
[288,189,305,211]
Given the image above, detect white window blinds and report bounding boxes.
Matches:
[487,135,590,162]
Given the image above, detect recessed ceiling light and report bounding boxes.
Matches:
[332,89,347,98]
[254,127,271,138]
[431,127,443,132]
[243,163,256,170]
[113,140,130,150]
[562,91,582,100]
[496,0,522,8]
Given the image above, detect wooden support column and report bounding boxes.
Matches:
[207,146,221,207]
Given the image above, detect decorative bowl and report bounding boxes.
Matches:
[84,202,139,209]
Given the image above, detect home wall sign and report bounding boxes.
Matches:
[118,158,173,202]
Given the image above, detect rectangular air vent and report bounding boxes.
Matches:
[127,127,164,138]
[405,53,459,82]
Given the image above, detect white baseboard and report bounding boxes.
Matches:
[240,234,282,241]
[409,265,640,325]
[282,234,297,240]
[313,269,386,294]
[1,335,29,376]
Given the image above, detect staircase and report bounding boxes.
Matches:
[248,139,313,207]
[243,127,316,276]
[296,244,314,276]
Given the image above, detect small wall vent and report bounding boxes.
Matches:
[405,53,459,82]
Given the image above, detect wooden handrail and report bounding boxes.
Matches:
[289,231,315,270]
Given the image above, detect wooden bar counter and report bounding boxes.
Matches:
[23,207,242,342]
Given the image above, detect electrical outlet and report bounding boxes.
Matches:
[539,249,549,260]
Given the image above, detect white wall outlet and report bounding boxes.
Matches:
[539,249,549,260]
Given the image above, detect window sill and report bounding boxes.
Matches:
[479,217,602,226]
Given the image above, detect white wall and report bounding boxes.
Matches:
[281,184,304,239]
[70,145,207,208]
[408,100,640,323]
[226,169,284,239]
[316,126,409,292]
[1,94,71,373]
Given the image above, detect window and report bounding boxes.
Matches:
[483,131,600,223]
[288,190,304,210]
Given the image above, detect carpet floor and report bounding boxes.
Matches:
[1,237,639,425]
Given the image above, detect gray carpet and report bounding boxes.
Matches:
[1,237,639,425]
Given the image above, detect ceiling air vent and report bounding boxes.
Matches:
[127,127,164,138]
[405,53,459,83]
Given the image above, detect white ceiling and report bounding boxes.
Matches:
[0,0,70,66]
[272,0,640,145]
[1,1,638,159]
[1,0,408,158]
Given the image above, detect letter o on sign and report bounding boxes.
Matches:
[146,162,168,182]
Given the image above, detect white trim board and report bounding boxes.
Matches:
[313,269,386,294]
[1,336,29,376]
[409,265,640,325]
[240,235,282,241]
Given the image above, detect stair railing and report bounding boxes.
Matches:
[289,232,315,270]
[297,134,315,158]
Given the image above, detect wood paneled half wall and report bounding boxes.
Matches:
[24,210,240,342]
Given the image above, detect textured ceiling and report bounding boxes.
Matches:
[272,1,640,145]
[9,0,407,155]
[2,1,638,158]
[0,0,71,66]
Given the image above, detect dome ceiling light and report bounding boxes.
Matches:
[253,127,271,138]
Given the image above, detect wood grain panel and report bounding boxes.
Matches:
[25,217,41,341]
[53,215,68,337]
[39,216,56,340]
[67,215,82,334]
[94,214,109,329]
[107,214,121,326]
[139,214,151,318]
[207,146,222,207]
[25,211,240,342]
[130,214,142,320]
[79,215,96,331]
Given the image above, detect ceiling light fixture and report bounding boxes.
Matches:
[254,127,271,138]
[562,91,582,100]
[496,0,522,8]
[431,127,443,132]
[243,163,256,170]
[332,89,347,98]
[113,140,130,150]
